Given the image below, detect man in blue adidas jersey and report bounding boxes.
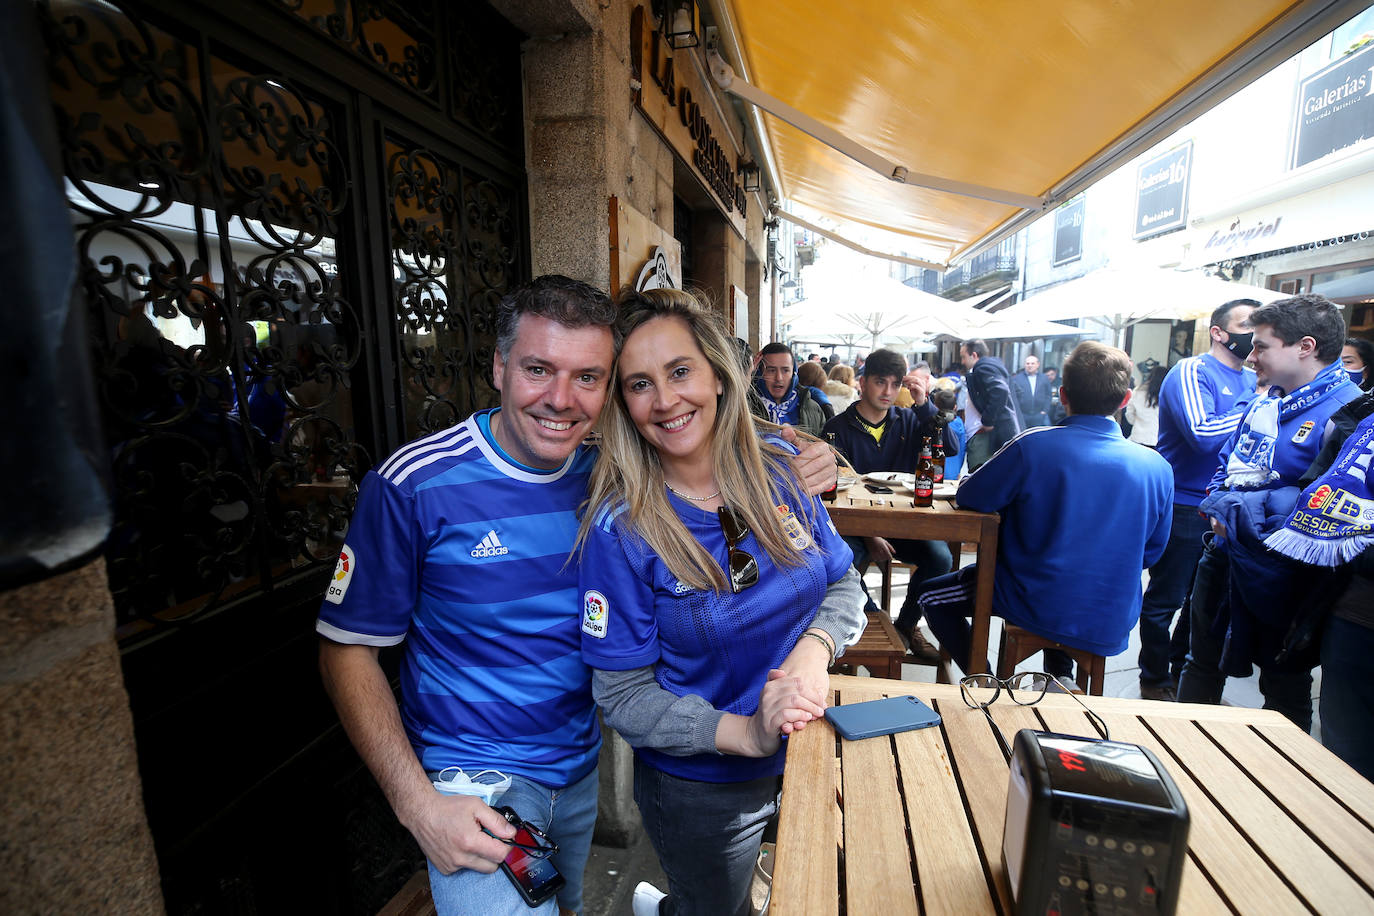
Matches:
[1136,298,1258,700]
[316,276,838,916]
[911,341,1173,683]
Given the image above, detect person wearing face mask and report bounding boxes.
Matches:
[1342,337,1374,391]
[1134,299,1260,701]
[1178,294,1363,731]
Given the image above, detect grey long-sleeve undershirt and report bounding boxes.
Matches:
[591,565,868,757]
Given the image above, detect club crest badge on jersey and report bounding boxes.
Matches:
[325,545,355,604]
[582,590,609,639]
[1291,420,1315,444]
[776,505,811,550]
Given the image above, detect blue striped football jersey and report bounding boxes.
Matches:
[316,409,600,787]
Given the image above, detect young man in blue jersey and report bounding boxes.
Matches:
[1136,298,1258,701]
[911,341,1174,684]
[1178,294,1362,730]
[316,276,837,916]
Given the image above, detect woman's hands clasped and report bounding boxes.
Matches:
[742,668,828,757]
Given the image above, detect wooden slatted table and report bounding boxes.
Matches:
[771,675,1374,915]
[824,488,999,679]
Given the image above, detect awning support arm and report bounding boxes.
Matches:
[772,209,948,271]
[708,51,1049,212]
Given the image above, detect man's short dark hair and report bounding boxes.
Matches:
[1246,294,1347,363]
[1061,341,1133,416]
[962,339,989,358]
[863,348,907,381]
[1209,298,1261,333]
[759,342,794,363]
[496,275,617,357]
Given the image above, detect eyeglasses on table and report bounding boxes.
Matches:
[959,671,1111,760]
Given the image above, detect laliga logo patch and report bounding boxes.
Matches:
[325,545,355,604]
[776,504,811,550]
[582,590,608,639]
[1292,420,1315,444]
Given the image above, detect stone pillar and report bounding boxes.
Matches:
[513,0,643,846]
[0,560,163,913]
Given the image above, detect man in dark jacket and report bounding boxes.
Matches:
[752,342,827,437]
[1010,354,1053,428]
[824,348,954,663]
[962,339,1021,471]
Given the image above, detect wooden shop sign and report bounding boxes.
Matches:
[629,4,747,236]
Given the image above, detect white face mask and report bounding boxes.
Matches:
[430,767,512,805]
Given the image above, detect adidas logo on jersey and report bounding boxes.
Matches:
[470,531,509,558]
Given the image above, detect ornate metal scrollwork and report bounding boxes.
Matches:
[387,141,508,439]
[273,0,439,100]
[44,0,367,637]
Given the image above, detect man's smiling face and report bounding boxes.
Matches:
[491,313,614,468]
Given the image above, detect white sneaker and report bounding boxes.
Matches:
[1054,675,1082,694]
[632,881,667,916]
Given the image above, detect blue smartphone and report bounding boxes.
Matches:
[825,695,942,741]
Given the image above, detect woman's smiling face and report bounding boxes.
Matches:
[617,315,723,472]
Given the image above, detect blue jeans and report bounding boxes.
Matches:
[634,760,780,916]
[427,767,598,916]
[1177,537,1313,731]
[914,566,1073,679]
[843,535,953,630]
[1320,616,1374,782]
[1137,505,1209,687]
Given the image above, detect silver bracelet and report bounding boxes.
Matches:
[802,630,835,666]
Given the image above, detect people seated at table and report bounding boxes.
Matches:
[796,359,836,421]
[892,360,932,408]
[824,363,859,414]
[912,340,1174,684]
[1178,294,1363,731]
[823,348,956,665]
[750,342,828,437]
[931,384,966,478]
[576,288,866,916]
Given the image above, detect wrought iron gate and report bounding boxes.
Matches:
[38,0,527,909]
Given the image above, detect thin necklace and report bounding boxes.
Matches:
[665,481,720,502]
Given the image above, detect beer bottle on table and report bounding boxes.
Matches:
[914,439,935,507]
[931,434,947,484]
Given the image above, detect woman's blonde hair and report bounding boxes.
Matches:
[577,287,814,591]
[828,364,854,386]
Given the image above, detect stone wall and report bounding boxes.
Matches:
[0,560,162,913]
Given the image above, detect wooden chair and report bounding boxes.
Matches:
[878,559,916,615]
[996,623,1106,696]
[830,610,907,679]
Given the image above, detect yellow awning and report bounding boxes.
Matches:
[716,0,1365,265]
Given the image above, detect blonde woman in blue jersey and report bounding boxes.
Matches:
[576,288,866,916]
